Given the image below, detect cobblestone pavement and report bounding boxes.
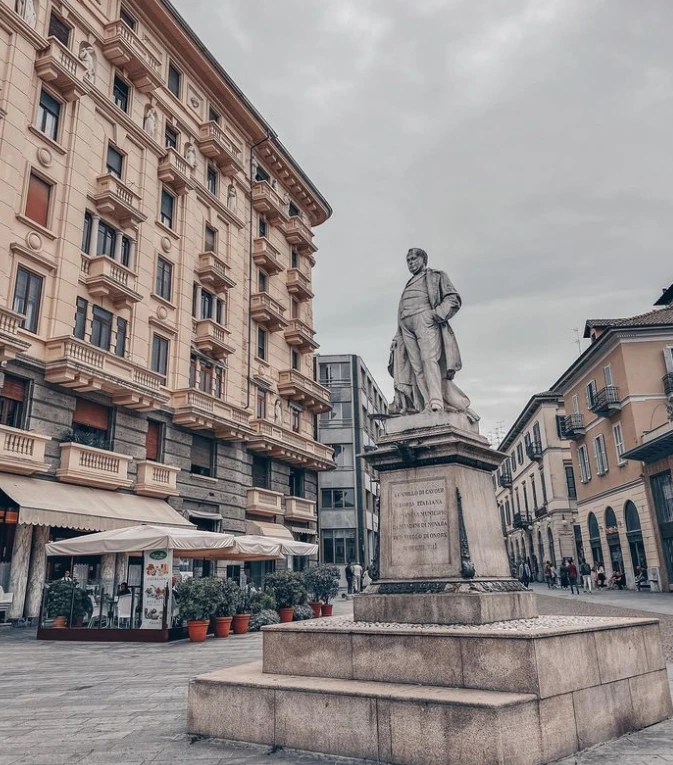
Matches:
[2,594,673,765]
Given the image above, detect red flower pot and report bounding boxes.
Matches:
[53,616,67,629]
[321,603,333,617]
[213,616,233,638]
[278,607,294,623]
[232,613,250,634]
[308,601,323,618]
[187,620,209,643]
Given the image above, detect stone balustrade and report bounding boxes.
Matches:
[135,460,180,498]
[246,487,284,517]
[0,425,50,475]
[56,442,132,489]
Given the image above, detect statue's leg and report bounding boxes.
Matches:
[416,314,444,411]
[399,321,431,408]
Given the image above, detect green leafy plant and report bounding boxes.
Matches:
[174,577,220,622]
[304,565,340,604]
[250,591,276,614]
[211,577,241,617]
[293,604,314,621]
[248,608,281,632]
[264,570,307,609]
[47,580,93,623]
[236,584,253,615]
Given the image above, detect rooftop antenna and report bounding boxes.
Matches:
[571,329,582,356]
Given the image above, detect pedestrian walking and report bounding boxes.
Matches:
[597,563,606,589]
[345,562,354,595]
[559,560,569,590]
[352,562,363,593]
[544,560,553,588]
[518,559,531,589]
[580,560,592,592]
[567,558,580,594]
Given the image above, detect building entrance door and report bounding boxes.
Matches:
[649,471,673,588]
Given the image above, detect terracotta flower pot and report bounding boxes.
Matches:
[278,606,294,623]
[187,619,209,643]
[232,613,250,634]
[213,616,233,638]
[321,603,333,617]
[308,601,323,618]
[53,615,67,629]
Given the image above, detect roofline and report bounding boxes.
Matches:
[655,284,673,306]
[159,0,332,221]
[498,392,561,451]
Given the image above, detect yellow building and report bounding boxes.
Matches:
[0,0,333,618]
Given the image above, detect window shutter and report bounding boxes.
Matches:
[72,399,110,430]
[145,421,161,462]
[191,435,213,469]
[25,174,51,227]
[1,375,26,402]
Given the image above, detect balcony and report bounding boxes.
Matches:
[35,38,85,101]
[93,174,146,227]
[171,389,253,441]
[101,20,162,93]
[246,487,284,518]
[499,470,513,488]
[196,121,244,175]
[158,148,194,195]
[252,237,284,275]
[277,369,331,414]
[590,386,622,417]
[512,513,525,529]
[56,442,132,490]
[564,414,586,440]
[196,252,235,292]
[285,496,317,522]
[286,269,313,301]
[247,419,334,471]
[0,425,50,475]
[534,505,548,519]
[0,307,31,362]
[44,337,168,411]
[193,319,234,360]
[252,181,288,225]
[81,255,142,310]
[664,373,673,397]
[134,460,180,498]
[526,440,543,461]
[284,319,319,353]
[283,216,316,255]
[250,293,288,332]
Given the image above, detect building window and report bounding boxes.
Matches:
[91,306,113,350]
[208,106,221,124]
[25,172,52,228]
[290,406,301,433]
[291,249,299,269]
[98,220,116,258]
[106,145,124,178]
[291,299,299,319]
[0,375,27,429]
[516,443,524,465]
[321,529,356,565]
[288,201,300,218]
[289,467,305,498]
[165,125,178,149]
[38,89,61,141]
[206,163,218,195]
[256,387,266,420]
[319,362,350,386]
[257,270,268,294]
[81,211,92,253]
[252,455,270,489]
[585,380,597,409]
[593,434,609,476]
[333,443,353,469]
[577,444,591,483]
[564,462,577,499]
[650,471,673,525]
[114,317,127,358]
[145,420,163,462]
[113,74,130,113]
[613,422,626,465]
[120,237,131,268]
[556,415,567,440]
[71,399,111,450]
[257,327,267,360]
[73,297,87,339]
[204,224,217,253]
[291,349,300,371]
[321,489,355,509]
[320,402,352,422]
[258,216,268,238]
[160,189,175,229]
[255,165,270,183]
[151,334,169,379]
[48,12,71,46]
[530,475,538,509]
[155,257,173,301]
[167,62,182,98]
[12,266,43,333]
[190,435,215,477]
[119,6,136,30]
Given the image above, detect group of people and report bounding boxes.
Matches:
[344,562,371,595]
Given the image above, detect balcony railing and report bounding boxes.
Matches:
[35,38,85,101]
[246,487,284,517]
[250,292,288,332]
[196,252,235,292]
[171,389,253,441]
[81,255,142,309]
[44,337,167,411]
[590,386,622,417]
[284,318,319,353]
[285,496,317,522]
[252,181,288,224]
[512,513,524,529]
[564,413,586,440]
[283,216,316,254]
[193,319,234,359]
[247,420,334,471]
[286,269,313,301]
[252,238,284,275]
[534,505,547,519]
[158,148,194,195]
[196,121,244,175]
[277,369,331,414]
[525,439,543,461]
[102,20,162,93]
[0,306,31,362]
[93,174,145,227]
[57,442,132,490]
[664,373,673,397]
[0,425,50,476]
[135,460,180,498]
[499,471,513,488]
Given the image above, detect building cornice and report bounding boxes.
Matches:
[498,392,561,451]
[575,477,644,507]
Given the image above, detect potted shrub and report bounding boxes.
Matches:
[47,580,92,628]
[293,604,314,621]
[304,565,340,616]
[174,577,219,642]
[232,584,252,634]
[211,578,241,638]
[248,608,281,632]
[250,590,276,614]
[264,570,307,623]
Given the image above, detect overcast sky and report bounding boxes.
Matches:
[173,0,673,443]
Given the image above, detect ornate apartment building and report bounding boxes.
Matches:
[495,392,578,579]
[0,0,333,617]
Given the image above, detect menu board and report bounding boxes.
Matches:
[140,549,172,630]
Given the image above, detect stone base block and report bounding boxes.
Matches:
[353,588,537,625]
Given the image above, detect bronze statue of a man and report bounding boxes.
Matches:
[388,248,478,423]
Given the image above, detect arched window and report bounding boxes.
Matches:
[605,507,617,531]
[588,512,604,565]
[588,512,600,540]
[625,501,641,532]
[625,500,647,577]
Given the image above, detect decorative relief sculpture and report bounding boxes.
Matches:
[184,143,197,170]
[143,106,158,139]
[226,183,237,213]
[79,44,96,84]
[388,247,479,423]
[274,398,282,425]
[16,0,37,28]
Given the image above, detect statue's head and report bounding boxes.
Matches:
[406,248,428,275]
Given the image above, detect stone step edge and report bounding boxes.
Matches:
[191,661,537,709]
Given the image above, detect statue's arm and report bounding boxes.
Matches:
[433,271,462,323]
